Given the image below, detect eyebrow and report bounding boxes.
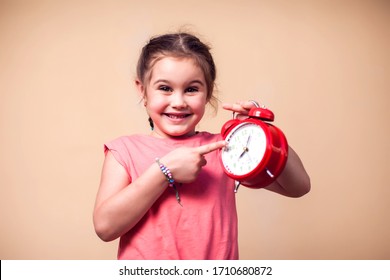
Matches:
[153,79,205,86]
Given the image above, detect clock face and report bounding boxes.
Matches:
[221,122,267,176]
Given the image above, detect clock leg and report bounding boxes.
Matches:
[234,181,241,193]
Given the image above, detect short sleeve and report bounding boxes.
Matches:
[104,138,132,181]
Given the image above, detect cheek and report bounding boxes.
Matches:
[145,93,165,112]
[192,98,208,114]
[146,102,161,117]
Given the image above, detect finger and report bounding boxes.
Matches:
[222,101,257,114]
[222,102,244,110]
[195,140,227,155]
[222,103,247,115]
[241,100,259,110]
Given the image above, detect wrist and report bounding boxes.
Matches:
[155,158,182,206]
[155,158,175,188]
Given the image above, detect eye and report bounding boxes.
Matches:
[185,87,199,93]
[158,85,172,92]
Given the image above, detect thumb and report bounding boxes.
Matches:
[195,140,227,155]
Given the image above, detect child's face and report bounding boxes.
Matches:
[144,56,208,138]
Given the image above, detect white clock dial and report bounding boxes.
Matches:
[221,123,267,176]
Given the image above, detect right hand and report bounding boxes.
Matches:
[160,140,226,183]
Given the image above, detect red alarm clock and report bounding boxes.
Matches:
[220,107,288,191]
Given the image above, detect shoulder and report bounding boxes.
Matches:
[103,135,147,156]
[104,134,150,149]
[104,134,177,159]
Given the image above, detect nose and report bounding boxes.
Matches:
[170,92,187,109]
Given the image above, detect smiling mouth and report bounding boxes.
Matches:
[164,113,191,119]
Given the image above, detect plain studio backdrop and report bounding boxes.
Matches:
[0,0,389,259]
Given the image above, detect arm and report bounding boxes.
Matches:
[93,141,227,242]
[263,145,311,197]
[93,151,169,241]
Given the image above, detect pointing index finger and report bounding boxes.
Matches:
[196,140,227,155]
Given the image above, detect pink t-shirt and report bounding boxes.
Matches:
[104,132,239,259]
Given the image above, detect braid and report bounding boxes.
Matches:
[148,117,154,130]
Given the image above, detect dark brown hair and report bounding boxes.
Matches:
[136,32,217,105]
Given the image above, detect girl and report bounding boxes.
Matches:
[93,32,310,259]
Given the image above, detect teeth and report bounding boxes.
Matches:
[167,114,187,119]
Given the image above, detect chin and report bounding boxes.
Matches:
[169,130,195,138]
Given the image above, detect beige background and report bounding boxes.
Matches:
[1,0,389,259]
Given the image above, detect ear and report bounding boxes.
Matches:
[135,79,147,105]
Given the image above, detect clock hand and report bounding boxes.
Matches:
[238,135,252,159]
[246,135,252,146]
[238,146,249,159]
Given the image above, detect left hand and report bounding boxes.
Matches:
[222,100,262,119]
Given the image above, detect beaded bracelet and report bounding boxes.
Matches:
[155,158,182,206]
